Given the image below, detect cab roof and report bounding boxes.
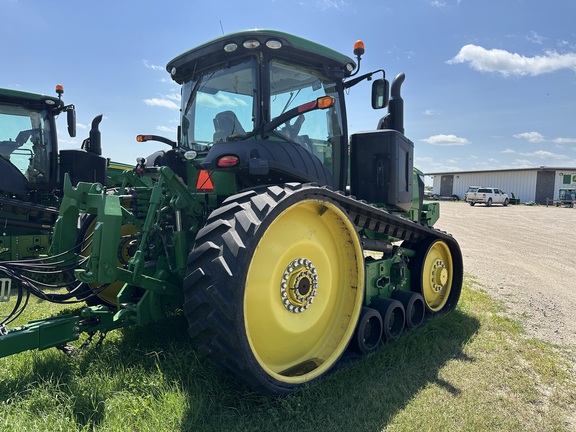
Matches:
[167,29,356,84]
[0,87,63,109]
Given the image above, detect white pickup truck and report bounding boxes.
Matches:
[467,187,509,206]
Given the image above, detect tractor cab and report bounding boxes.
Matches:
[166,30,388,193]
[0,88,68,198]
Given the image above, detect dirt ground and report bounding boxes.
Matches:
[433,200,576,348]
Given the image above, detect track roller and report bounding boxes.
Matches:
[370,298,405,343]
[391,291,425,329]
[350,307,383,355]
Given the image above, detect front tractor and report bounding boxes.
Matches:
[0,30,463,395]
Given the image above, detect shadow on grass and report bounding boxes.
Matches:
[0,308,479,432]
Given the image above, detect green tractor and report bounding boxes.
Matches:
[0,30,463,395]
[557,188,576,207]
[0,86,131,260]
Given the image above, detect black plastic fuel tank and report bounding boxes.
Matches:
[349,129,413,212]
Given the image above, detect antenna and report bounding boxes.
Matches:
[219,21,224,35]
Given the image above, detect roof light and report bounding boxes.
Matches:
[353,40,365,57]
[243,39,260,49]
[217,155,239,168]
[196,170,214,192]
[171,67,177,76]
[224,42,238,53]
[346,63,355,72]
[266,39,282,49]
[55,84,64,96]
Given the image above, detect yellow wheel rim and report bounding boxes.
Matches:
[81,219,139,305]
[421,240,453,312]
[244,199,364,384]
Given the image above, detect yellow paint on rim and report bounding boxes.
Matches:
[421,240,453,312]
[243,199,364,384]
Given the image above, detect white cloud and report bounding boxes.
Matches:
[448,45,576,76]
[526,31,545,45]
[520,150,568,160]
[553,137,576,144]
[421,134,470,146]
[198,92,248,108]
[501,148,516,154]
[143,60,165,71]
[156,125,177,133]
[423,108,442,116]
[143,98,179,110]
[318,0,350,10]
[513,131,546,142]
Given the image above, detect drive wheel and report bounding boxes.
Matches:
[184,184,365,395]
[412,239,461,314]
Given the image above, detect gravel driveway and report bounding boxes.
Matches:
[433,200,576,348]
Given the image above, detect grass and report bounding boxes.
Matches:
[1,280,575,432]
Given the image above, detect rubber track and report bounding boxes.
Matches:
[182,183,463,395]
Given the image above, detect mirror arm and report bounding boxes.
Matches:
[344,69,385,89]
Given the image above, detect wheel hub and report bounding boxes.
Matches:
[431,259,448,292]
[280,258,318,313]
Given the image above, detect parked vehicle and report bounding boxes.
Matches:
[464,186,480,203]
[0,86,132,260]
[0,30,463,395]
[557,188,576,207]
[467,187,509,206]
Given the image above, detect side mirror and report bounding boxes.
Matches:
[66,105,76,137]
[371,79,389,109]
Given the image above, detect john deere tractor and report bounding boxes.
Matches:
[0,86,131,261]
[0,30,463,395]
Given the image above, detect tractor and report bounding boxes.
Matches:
[0,86,131,260]
[0,30,463,396]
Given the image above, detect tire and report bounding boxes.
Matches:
[486,198,492,207]
[503,198,509,206]
[350,307,383,355]
[469,202,475,206]
[391,291,425,329]
[370,298,405,342]
[183,184,365,395]
[411,239,462,314]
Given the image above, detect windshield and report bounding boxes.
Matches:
[269,59,343,172]
[0,105,52,184]
[181,57,256,150]
[179,55,345,182]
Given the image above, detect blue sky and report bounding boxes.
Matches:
[2,0,576,175]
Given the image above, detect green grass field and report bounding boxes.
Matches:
[1,280,575,432]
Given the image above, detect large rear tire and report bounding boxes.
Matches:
[183,184,365,395]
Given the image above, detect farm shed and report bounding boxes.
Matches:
[426,167,576,204]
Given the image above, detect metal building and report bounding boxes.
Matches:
[426,167,576,204]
